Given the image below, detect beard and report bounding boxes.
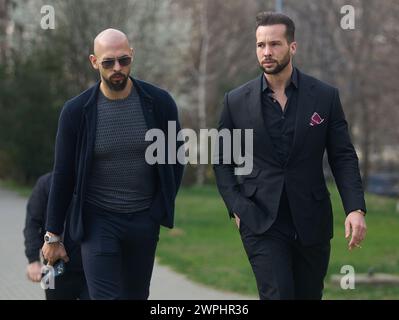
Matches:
[260,50,291,75]
[103,72,129,91]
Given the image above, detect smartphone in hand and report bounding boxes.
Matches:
[41,259,66,278]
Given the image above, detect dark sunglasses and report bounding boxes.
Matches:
[100,56,132,69]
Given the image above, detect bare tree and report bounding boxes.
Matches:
[0,0,10,63]
[175,0,265,185]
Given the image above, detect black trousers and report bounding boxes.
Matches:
[81,201,160,300]
[45,271,88,300]
[239,223,330,300]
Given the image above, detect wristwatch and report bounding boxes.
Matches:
[44,232,61,244]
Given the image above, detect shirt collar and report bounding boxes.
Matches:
[262,67,298,92]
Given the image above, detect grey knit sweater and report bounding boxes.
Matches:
[85,87,157,213]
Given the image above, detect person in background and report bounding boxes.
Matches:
[24,172,88,300]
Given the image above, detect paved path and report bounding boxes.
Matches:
[0,187,254,300]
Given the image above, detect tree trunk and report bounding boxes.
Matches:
[360,96,370,189]
[196,0,209,186]
[0,0,10,64]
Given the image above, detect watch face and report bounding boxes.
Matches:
[45,234,60,243]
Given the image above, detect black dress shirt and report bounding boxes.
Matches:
[261,67,298,166]
[261,68,299,239]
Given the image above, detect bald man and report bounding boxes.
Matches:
[42,29,184,299]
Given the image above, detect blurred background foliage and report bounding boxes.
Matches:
[0,0,399,187]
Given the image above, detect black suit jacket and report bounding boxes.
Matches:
[213,69,366,245]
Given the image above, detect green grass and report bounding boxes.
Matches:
[157,184,399,299]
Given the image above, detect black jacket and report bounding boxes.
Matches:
[46,78,184,242]
[24,173,52,263]
[213,69,366,245]
[23,172,82,270]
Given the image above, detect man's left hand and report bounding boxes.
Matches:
[345,211,367,251]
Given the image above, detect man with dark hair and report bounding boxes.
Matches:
[256,11,295,43]
[41,29,184,299]
[214,12,367,300]
[24,172,87,300]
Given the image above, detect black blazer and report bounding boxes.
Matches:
[46,78,184,242]
[213,69,366,245]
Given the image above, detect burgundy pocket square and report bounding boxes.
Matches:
[310,112,324,126]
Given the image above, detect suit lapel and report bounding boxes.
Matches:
[246,75,281,165]
[286,71,317,165]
